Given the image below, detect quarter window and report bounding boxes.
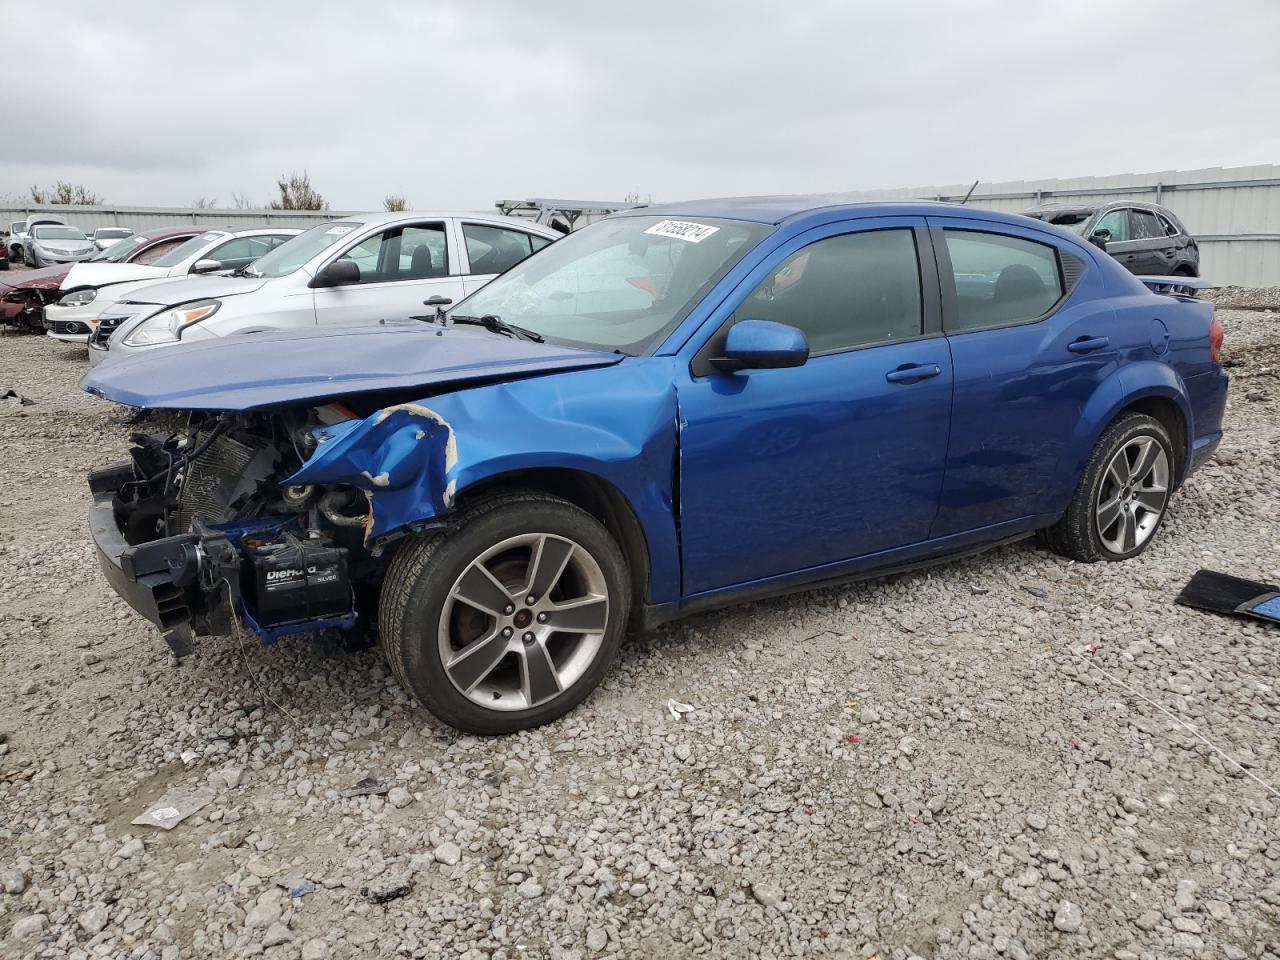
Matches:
[462,224,547,275]
[740,229,923,354]
[1157,213,1180,237]
[943,230,1063,332]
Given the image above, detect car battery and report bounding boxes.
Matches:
[242,534,351,628]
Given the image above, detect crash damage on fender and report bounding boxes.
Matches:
[81,320,672,655]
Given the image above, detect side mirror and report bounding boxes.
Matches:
[310,260,360,288]
[712,319,809,373]
[1089,228,1110,251]
[191,258,223,274]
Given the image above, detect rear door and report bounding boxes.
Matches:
[458,222,555,298]
[929,218,1120,536]
[1128,208,1174,275]
[676,218,953,593]
[312,220,464,325]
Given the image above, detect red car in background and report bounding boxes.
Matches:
[0,226,206,332]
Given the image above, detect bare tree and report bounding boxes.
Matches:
[191,197,219,209]
[30,181,103,205]
[231,192,256,210]
[383,194,410,212]
[269,171,328,211]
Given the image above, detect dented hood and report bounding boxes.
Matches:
[80,321,623,411]
[0,263,70,294]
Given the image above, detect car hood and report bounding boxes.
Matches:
[81,322,624,411]
[60,262,170,291]
[116,273,268,306]
[1,264,70,292]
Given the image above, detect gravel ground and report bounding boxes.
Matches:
[1,311,1278,960]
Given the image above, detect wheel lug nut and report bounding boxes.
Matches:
[504,604,514,615]
[526,595,538,605]
[537,612,548,623]
[522,632,535,644]
[502,626,513,638]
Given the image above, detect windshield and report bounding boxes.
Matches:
[90,235,150,262]
[244,221,363,278]
[9,222,23,235]
[34,226,87,241]
[150,231,227,269]
[450,215,772,354]
[95,228,132,239]
[1027,210,1093,235]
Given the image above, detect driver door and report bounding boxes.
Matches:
[675,219,953,595]
[313,221,464,325]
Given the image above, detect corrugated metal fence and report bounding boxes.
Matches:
[5,164,1279,284]
[0,204,360,233]
[829,164,1280,287]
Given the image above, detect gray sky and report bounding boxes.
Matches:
[5,0,1278,211]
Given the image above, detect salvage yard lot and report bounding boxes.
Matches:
[1,312,1278,958]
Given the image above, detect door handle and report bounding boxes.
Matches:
[885,363,942,383]
[1068,336,1110,354]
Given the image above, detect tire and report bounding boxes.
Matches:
[1043,413,1175,562]
[379,491,630,735]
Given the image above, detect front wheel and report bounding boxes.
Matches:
[1043,413,1174,562]
[378,492,630,734]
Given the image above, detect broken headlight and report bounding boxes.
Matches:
[123,300,221,346]
[59,288,97,306]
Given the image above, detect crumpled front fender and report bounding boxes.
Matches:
[285,361,682,604]
[286,404,459,539]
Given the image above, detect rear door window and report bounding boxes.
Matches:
[1130,209,1164,241]
[943,230,1064,332]
[462,223,546,275]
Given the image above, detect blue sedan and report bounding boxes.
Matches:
[83,198,1228,734]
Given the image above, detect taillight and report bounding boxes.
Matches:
[1209,315,1224,364]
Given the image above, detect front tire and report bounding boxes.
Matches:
[1043,413,1174,562]
[379,492,630,735]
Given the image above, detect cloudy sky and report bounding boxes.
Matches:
[5,0,1278,211]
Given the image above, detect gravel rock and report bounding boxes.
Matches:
[0,315,1277,959]
[1053,900,1083,933]
[78,904,109,935]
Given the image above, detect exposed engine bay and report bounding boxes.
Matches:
[92,405,384,650]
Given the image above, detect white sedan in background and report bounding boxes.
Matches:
[46,227,300,344]
[91,211,558,364]
[91,226,135,250]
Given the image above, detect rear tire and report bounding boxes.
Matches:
[378,492,630,735]
[1043,413,1174,562]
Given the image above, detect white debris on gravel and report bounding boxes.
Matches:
[1,312,1279,958]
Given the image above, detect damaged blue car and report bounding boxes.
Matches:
[83,198,1228,734]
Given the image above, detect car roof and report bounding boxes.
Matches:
[318,210,561,236]
[609,196,1048,228]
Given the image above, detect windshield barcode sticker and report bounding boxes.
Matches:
[644,220,719,243]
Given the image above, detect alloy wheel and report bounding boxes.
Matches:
[437,533,609,711]
[1095,435,1169,554]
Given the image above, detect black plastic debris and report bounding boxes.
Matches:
[0,389,35,406]
[1176,569,1280,625]
[339,777,390,798]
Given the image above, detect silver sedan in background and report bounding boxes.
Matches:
[27,225,98,266]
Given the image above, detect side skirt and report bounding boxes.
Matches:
[636,518,1053,631]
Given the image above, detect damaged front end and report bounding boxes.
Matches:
[90,406,378,654]
[1,285,60,332]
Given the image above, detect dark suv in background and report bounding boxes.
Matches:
[1024,200,1199,277]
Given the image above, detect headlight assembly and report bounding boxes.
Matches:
[58,288,97,307]
[122,300,221,347]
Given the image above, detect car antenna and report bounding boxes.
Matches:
[959,180,980,205]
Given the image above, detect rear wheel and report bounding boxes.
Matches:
[379,492,629,734]
[1043,413,1174,562]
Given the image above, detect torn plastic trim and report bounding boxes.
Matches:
[285,402,458,546]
